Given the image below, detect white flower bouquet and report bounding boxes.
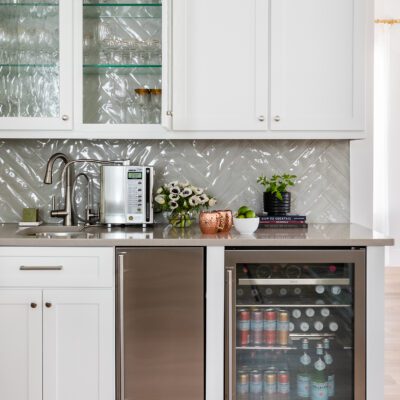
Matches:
[154,181,217,227]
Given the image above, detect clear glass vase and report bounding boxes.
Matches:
[168,210,196,228]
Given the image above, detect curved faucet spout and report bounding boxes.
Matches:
[44,152,69,184]
[43,152,73,226]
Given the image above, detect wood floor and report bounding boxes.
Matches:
[385,268,400,400]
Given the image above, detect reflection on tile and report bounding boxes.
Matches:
[0,139,349,223]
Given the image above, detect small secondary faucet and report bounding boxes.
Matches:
[43,152,73,226]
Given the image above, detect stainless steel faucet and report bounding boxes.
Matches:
[43,152,73,226]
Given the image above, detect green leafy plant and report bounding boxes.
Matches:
[257,174,297,200]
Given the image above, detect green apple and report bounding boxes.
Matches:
[245,210,256,219]
[237,206,250,215]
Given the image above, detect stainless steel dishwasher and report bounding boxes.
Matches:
[116,247,205,400]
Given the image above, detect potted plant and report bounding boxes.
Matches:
[154,181,217,228]
[257,174,297,215]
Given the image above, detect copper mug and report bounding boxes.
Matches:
[199,210,233,234]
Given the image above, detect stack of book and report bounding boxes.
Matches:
[258,214,308,229]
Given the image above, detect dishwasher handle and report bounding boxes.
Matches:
[117,253,125,400]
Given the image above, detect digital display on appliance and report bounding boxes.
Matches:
[128,171,142,180]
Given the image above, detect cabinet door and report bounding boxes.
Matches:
[43,290,114,400]
[0,0,72,130]
[0,290,42,400]
[270,0,365,131]
[75,0,165,134]
[172,0,268,131]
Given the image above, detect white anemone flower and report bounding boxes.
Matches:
[189,196,200,207]
[198,194,209,204]
[168,181,179,188]
[154,195,166,205]
[169,200,178,210]
[179,180,189,187]
[181,187,193,198]
[169,193,180,201]
[156,187,163,194]
[208,198,217,207]
[193,187,204,195]
[170,186,181,195]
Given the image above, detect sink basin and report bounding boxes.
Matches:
[17,225,95,239]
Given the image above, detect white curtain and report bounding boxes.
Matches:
[374,22,400,266]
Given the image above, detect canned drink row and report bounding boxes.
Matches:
[237,368,290,400]
[237,309,290,347]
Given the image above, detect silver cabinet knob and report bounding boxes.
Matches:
[62,115,69,121]
[274,115,281,122]
[258,115,265,122]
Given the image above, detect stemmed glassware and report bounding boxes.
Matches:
[150,88,161,123]
[135,88,150,124]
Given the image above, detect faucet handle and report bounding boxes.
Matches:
[51,195,56,211]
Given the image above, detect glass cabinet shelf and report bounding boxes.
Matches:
[0,3,58,6]
[83,64,161,75]
[83,3,162,6]
[0,64,57,67]
[83,4,161,18]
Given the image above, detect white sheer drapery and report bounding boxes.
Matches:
[374,22,400,265]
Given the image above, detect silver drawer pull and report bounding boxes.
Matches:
[20,265,63,271]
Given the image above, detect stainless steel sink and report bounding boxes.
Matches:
[17,225,96,239]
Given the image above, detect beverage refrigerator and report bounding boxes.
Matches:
[225,249,366,400]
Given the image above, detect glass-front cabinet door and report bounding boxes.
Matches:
[0,0,72,130]
[80,0,163,130]
[225,250,366,400]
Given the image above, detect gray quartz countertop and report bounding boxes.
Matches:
[0,223,393,247]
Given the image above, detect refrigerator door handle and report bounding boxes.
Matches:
[225,267,235,400]
[118,253,125,400]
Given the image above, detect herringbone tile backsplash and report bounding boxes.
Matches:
[0,139,349,223]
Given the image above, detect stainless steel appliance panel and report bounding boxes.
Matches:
[116,247,205,400]
[101,165,126,224]
[101,165,154,225]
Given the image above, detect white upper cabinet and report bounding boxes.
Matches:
[0,0,72,130]
[270,0,366,131]
[171,0,268,131]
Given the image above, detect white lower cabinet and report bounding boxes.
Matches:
[43,290,115,400]
[0,290,43,400]
[0,247,115,400]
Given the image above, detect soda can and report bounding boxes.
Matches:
[249,370,263,400]
[277,370,290,399]
[263,370,277,399]
[251,310,264,346]
[237,371,250,400]
[277,310,289,346]
[237,309,251,346]
[263,309,277,345]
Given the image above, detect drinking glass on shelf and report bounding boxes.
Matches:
[83,33,96,64]
[135,88,150,124]
[150,88,161,124]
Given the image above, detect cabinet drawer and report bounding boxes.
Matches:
[0,247,114,288]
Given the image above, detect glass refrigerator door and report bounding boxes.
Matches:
[82,0,162,125]
[225,250,366,400]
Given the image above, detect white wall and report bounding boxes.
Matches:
[376,0,400,16]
